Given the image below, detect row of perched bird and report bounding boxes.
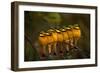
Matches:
[38,24,81,59]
